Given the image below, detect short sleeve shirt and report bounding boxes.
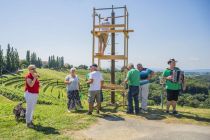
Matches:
[126,68,140,86]
[65,75,79,91]
[139,68,153,85]
[89,71,104,91]
[162,67,181,90]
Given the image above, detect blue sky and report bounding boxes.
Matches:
[0,0,209,69]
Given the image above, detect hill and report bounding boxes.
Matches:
[0,68,210,139]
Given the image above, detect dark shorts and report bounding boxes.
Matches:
[166,89,180,101]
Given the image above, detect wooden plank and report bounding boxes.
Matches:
[94,54,128,60]
[94,24,126,28]
[103,84,124,90]
[92,29,134,34]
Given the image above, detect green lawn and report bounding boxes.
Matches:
[0,95,96,140]
[0,68,210,139]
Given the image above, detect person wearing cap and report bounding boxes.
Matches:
[64,68,82,112]
[162,59,184,115]
[98,17,110,55]
[137,63,154,113]
[124,63,140,114]
[86,64,104,115]
[24,65,40,128]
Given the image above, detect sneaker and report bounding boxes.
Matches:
[172,110,178,115]
[27,122,34,128]
[126,111,134,114]
[86,112,92,115]
[141,109,147,113]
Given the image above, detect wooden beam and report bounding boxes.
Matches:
[94,54,128,60]
[94,24,126,28]
[92,29,134,34]
[103,84,125,90]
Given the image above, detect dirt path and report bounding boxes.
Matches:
[68,113,210,140]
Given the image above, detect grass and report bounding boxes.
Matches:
[0,68,210,139]
[0,95,96,140]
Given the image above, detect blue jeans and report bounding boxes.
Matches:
[127,86,139,113]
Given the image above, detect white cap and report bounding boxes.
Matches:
[70,67,76,72]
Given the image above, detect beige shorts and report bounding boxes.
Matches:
[99,33,108,44]
[88,90,101,104]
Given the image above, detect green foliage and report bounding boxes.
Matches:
[48,55,64,69]
[149,72,210,108]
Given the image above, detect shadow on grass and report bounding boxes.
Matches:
[136,108,167,120]
[100,103,122,113]
[173,111,210,123]
[73,109,89,114]
[33,124,60,135]
[97,113,125,121]
[138,107,210,124]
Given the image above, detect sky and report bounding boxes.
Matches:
[0,0,209,70]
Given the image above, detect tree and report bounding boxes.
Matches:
[61,57,64,68]
[5,44,12,72]
[10,47,16,72]
[37,57,42,68]
[20,60,28,69]
[0,45,4,75]
[26,50,30,65]
[14,49,19,70]
[30,52,37,65]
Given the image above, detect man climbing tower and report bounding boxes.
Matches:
[98,17,110,55]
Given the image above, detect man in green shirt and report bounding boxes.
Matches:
[162,58,185,115]
[124,63,140,114]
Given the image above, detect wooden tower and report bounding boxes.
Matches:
[91,5,134,104]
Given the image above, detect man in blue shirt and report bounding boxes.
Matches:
[137,63,154,113]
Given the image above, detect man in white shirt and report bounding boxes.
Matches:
[86,64,104,115]
[98,17,110,55]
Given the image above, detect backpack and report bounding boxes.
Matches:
[13,102,26,121]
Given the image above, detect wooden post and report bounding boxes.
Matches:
[92,8,96,65]
[124,6,126,68]
[126,10,129,66]
[98,14,101,68]
[111,5,115,104]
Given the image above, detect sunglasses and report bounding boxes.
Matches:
[30,68,36,70]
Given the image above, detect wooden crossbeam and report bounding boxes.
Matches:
[94,24,126,28]
[103,84,125,90]
[92,29,134,34]
[94,54,128,60]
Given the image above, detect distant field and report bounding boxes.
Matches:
[0,68,210,139]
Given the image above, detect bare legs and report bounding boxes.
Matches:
[166,100,177,111]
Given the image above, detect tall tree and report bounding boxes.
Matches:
[61,56,64,68]
[30,52,37,65]
[6,44,12,72]
[26,50,30,65]
[14,49,19,70]
[0,45,4,74]
[10,47,16,72]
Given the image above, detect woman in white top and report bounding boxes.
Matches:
[64,68,82,111]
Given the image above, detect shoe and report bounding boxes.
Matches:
[86,112,92,115]
[96,110,100,114]
[141,109,147,113]
[135,111,139,115]
[27,122,34,128]
[172,110,178,115]
[166,110,169,114]
[126,111,134,114]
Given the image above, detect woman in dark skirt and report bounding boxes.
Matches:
[64,68,82,112]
